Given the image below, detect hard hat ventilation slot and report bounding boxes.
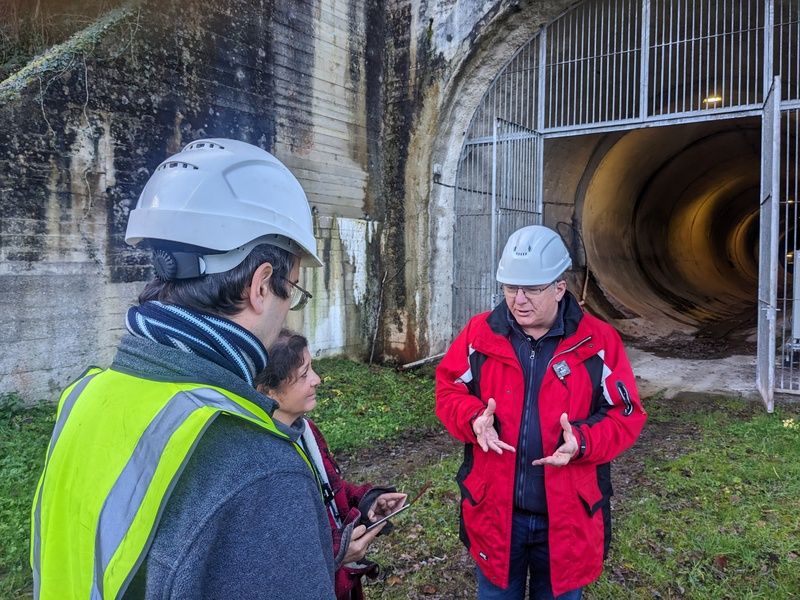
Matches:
[156,161,199,171]
[185,141,226,151]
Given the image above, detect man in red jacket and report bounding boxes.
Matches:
[436,225,647,599]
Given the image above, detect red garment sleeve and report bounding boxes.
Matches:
[435,318,486,443]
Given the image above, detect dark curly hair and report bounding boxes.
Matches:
[255,329,309,392]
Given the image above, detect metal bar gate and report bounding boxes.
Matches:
[454,0,800,409]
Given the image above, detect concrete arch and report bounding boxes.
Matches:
[421,1,574,353]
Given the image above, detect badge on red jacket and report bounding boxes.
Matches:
[553,360,571,380]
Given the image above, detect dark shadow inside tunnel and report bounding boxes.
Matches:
[547,118,769,345]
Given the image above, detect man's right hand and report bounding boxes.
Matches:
[471,398,516,454]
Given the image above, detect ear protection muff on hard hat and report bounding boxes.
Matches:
[152,248,202,281]
[496,225,572,286]
[147,234,311,281]
[125,138,323,280]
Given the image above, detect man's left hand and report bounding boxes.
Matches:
[532,413,578,467]
[367,492,408,520]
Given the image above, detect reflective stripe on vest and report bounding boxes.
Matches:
[31,369,315,600]
[32,369,100,598]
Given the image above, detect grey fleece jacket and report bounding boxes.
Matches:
[114,335,336,599]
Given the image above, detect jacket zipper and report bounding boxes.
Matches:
[517,338,538,507]
[546,335,592,371]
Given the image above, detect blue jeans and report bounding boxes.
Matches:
[475,512,583,600]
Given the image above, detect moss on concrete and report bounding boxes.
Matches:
[0,4,137,101]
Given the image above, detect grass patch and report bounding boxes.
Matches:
[361,395,800,599]
[589,398,800,599]
[311,358,438,452]
[0,395,55,599]
[364,452,470,599]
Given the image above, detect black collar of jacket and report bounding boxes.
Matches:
[485,290,584,339]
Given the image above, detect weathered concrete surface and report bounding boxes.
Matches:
[0,0,385,400]
[0,0,582,401]
[629,348,759,401]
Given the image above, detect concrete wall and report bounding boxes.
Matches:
[0,0,578,401]
[0,0,384,401]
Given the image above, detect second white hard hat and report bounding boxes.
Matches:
[496,225,572,286]
[125,138,323,277]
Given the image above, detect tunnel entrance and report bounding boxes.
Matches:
[451,0,800,407]
[565,119,761,344]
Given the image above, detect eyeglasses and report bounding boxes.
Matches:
[282,277,313,311]
[502,282,555,301]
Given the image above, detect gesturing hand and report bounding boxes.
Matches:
[472,398,516,454]
[532,412,578,467]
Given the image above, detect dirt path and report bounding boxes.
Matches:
[336,428,461,483]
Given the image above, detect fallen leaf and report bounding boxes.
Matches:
[421,584,437,595]
[387,575,402,586]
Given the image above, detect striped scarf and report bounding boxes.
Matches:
[125,301,268,386]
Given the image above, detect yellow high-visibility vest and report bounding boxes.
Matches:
[31,367,315,600]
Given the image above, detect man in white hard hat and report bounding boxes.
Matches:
[436,225,647,599]
[31,139,336,599]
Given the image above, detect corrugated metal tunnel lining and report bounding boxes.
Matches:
[578,119,761,338]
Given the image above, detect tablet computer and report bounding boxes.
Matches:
[366,503,411,530]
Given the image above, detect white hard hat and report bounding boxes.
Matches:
[496,225,572,286]
[125,138,323,278]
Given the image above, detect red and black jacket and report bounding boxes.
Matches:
[435,292,647,596]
